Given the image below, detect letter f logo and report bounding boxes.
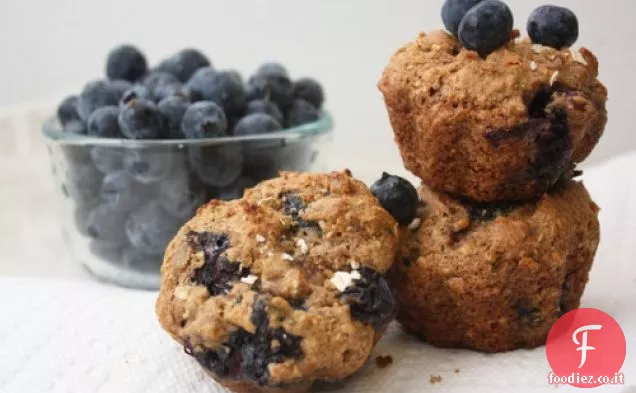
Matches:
[572,324,602,368]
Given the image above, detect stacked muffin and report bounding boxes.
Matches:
[378,1,607,352]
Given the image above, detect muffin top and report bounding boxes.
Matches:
[379,30,607,162]
[156,170,399,387]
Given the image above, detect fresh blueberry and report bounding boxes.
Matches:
[86,202,129,244]
[457,0,514,57]
[187,69,246,115]
[120,85,151,107]
[292,78,324,109]
[255,62,289,78]
[100,171,148,212]
[189,144,243,187]
[142,72,183,102]
[125,200,182,254]
[441,0,485,36]
[233,113,282,137]
[106,45,148,82]
[245,100,284,124]
[285,99,319,128]
[156,49,211,82]
[181,101,228,139]
[215,176,256,200]
[77,80,124,121]
[158,96,189,138]
[118,99,167,139]
[89,240,124,263]
[527,5,578,49]
[64,121,87,135]
[90,147,126,174]
[370,172,418,226]
[158,166,207,219]
[153,82,187,103]
[340,268,397,330]
[87,106,123,138]
[247,72,294,110]
[65,162,103,206]
[122,248,162,273]
[57,95,81,126]
[111,79,133,97]
[123,148,176,184]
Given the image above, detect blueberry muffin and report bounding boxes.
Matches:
[396,179,599,352]
[156,170,399,393]
[379,30,607,202]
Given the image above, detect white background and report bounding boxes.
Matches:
[0,0,635,177]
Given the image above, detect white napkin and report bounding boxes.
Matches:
[1,153,636,393]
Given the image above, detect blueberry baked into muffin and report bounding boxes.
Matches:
[379,6,607,202]
[396,180,600,352]
[156,170,399,393]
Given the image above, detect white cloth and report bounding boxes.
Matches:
[1,153,636,393]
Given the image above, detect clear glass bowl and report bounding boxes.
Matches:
[42,113,333,289]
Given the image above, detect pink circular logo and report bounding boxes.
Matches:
[546,308,626,388]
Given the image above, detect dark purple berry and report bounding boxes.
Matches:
[247,71,294,110]
[234,113,282,137]
[245,100,284,124]
[441,0,485,36]
[106,45,147,82]
[87,202,128,244]
[57,95,81,126]
[125,200,181,255]
[157,49,211,82]
[187,69,246,115]
[457,0,513,57]
[77,80,124,121]
[120,85,151,107]
[370,172,418,226]
[527,5,578,49]
[90,147,125,174]
[158,96,190,138]
[100,171,148,212]
[118,99,167,139]
[158,166,207,219]
[285,99,319,128]
[123,148,176,184]
[292,78,325,109]
[87,106,123,138]
[340,268,397,330]
[255,62,289,78]
[181,101,228,139]
[188,144,243,187]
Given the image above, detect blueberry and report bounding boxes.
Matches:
[126,200,182,254]
[527,5,578,49]
[64,120,87,135]
[87,106,123,138]
[255,62,289,78]
[118,99,167,139]
[120,85,151,107]
[57,95,81,126]
[181,101,228,139]
[111,80,134,97]
[87,202,129,244]
[90,147,125,174]
[100,171,148,212]
[370,172,418,226]
[441,0,485,36]
[189,144,243,187]
[247,72,294,110]
[65,162,103,206]
[158,166,207,219]
[215,176,256,200]
[89,240,124,263]
[123,148,175,184]
[292,78,325,109]
[340,268,397,330]
[285,99,319,128]
[234,113,282,137]
[158,96,189,138]
[188,231,248,295]
[106,45,147,82]
[187,69,246,115]
[157,49,211,82]
[153,82,187,103]
[122,248,162,273]
[457,0,513,57]
[142,72,183,102]
[245,100,284,124]
[77,80,124,121]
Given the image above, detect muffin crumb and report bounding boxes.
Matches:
[375,355,393,368]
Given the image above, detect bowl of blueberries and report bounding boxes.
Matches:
[43,45,333,289]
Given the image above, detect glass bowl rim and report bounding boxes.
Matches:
[42,110,333,147]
